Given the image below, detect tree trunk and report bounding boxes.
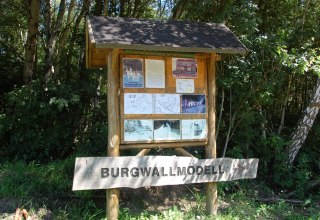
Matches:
[170,0,187,20]
[94,0,103,15]
[103,0,109,16]
[44,0,66,82]
[132,0,141,17]
[119,0,126,17]
[286,77,320,164]
[65,0,90,78]
[24,0,40,84]
[55,0,75,77]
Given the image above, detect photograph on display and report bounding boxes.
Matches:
[154,120,181,140]
[124,93,153,114]
[123,58,144,88]
[124,120,153,142]
[181,119,207,140]
[181,94,206,114]
[145,59,165,88]
[154,94,180,114]
[172,58,198,78]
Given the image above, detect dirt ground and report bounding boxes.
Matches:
[0,184,215,219]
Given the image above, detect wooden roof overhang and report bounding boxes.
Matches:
[86,16,247,68]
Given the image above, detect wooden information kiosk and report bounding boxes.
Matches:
[72,16,258,219]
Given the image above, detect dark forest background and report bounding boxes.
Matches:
[1,0,320,201]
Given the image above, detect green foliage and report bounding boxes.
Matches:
[0,1,26,94]
[0,158,104,219]
[0,159,73,199]
[1,159,320,219]
[0,0,320,207]
[0,81,81,162]
[211,0,320,196]
[0,75,107,162]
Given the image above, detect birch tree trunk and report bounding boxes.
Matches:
[24,0,40,83]
[286,77,320,164]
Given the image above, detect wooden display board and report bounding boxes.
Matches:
[83,16,250,220]
[120,54,209,146]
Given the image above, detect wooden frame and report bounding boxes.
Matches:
[119,54,209,146]
[104,50,219,219]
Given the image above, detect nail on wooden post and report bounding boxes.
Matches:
[106,49,120,220]
[206,53,218,215]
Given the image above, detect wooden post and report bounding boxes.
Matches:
[174,148,195,157]
[106,49,120,220]
[206,53,218,215]
[136,149,151,156]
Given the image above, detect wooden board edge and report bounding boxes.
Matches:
[120,141,207,150]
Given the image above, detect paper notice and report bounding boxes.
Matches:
[145,59,165,88]
[176,79,194,93]
[124,93,153,114]
[154,94,180,114]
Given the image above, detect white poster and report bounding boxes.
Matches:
[181,119,207,139]
[154,94,180,114]
[124,93,153,114]
[145,59,165,88]
[154,120,181,140]
[176,79,194,93]
[124,120,153,141]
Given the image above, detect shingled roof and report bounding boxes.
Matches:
[87,16,247,54]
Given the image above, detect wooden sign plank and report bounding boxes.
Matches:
[72,156,259,190]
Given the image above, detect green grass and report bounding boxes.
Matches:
[0,158,319,219]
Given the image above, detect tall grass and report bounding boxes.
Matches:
[0,158,319,219]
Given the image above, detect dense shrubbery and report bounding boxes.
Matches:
[0,76,107,162]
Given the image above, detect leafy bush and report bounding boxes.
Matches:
[0,76,107,162]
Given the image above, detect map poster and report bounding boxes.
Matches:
[154,94,180,114]
[145,59,165,88]
[181,119,207,140]
[176,79,194,93]
[172,58,198,78]
[124,93,153,114]
[154,120,181,140]
[181,94,206,114]
[124,120,153,142]
[123,58,144,88]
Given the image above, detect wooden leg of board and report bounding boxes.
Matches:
[205,182,218,215]
[107,189,120,220]
[106,49,120,220]
[206,53,218,215]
